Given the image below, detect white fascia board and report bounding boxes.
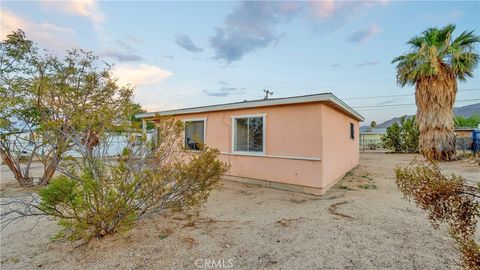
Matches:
[135,93,364,121]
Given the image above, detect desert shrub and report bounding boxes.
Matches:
[382,123,403,152]
[382,116,419,153]
[1,118,229,243]
[395,161,480,269]
[401,116,419,152]
[38,146,227,241]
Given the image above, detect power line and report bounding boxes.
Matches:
[353,98,480,110]
[341,88,479,100]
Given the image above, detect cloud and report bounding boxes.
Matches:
[375,98,403,105]
[1,9,76,52]
[203,81,246,97]
[99,36,144,62]
[356,60,380,66]
[308,0,337,19]
[100,48,143,62]
[450,10,463,19]
[203,87,246,97]
[348,24,381,43]
[209,2,301,63]
[40,0,103,25]
[309,1,387,22]
[111,64,172,87]
[423,9,463,23]
[210,1,386,63]
[175,34,203,53]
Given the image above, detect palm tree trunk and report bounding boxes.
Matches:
[415,65,457,160]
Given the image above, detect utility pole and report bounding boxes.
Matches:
[263,89,273,100]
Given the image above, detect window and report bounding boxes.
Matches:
[233,115,265,153]
[184,119,205,150]
[350,122,355,139]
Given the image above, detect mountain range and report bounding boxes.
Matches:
[373,103,480,128]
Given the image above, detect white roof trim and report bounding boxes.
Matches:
[136,93,364,121]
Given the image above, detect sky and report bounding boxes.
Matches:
[1,0,479,124]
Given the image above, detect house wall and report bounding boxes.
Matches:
[455,130,473,138]
[174,103,324,188]
[158,102,359,192]
[320,104,360,189]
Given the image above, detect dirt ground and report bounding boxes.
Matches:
[0,153,479,270]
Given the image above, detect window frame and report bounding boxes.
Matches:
[183,118,207,150]
[231,113,266,155]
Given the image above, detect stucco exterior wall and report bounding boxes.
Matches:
[320,104,360,189]
[174,103,324,188]
[158,102,359,192]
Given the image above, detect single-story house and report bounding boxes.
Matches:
[136,93,364,195]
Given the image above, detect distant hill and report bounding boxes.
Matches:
[376,115,413,128]
[376,103,480,128]
[453,103,480,118]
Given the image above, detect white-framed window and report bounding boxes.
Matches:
[232,114,265,154]
[183,118,206,150]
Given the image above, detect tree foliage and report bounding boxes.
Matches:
[382,116,419,153]
[455,115,480,128]
[131,103,155,130]
[392,24,480,160]
[395,161,480,269]
[0,30,135,186]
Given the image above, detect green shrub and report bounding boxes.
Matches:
[382,122,403,152]
[455,115,480,128]
[382,116,419,153]
[39,146,227,242]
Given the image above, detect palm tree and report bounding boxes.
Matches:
[392,25,480,160]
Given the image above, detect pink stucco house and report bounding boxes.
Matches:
[137,93,364,195]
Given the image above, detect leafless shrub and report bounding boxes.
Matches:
[395,161,480,269]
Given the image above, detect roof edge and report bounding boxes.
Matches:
[136,93,364,121]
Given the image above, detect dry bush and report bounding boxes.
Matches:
[395,161,480,269]
[1,118,229,243]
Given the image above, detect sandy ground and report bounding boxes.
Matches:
[0,153,479,270]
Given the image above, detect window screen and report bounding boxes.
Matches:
[185,120,205,150]
[234,116,264,152]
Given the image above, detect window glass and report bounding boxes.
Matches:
[234,118,248,151]
[234,116,264,153]
[350,123,355,139]
[185,120,204,150]
[248,117,263,152]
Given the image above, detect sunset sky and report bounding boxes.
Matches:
[2,0,479,124]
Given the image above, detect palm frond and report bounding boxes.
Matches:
[452,30,480,50]
[407,36,425,49]
[451,52,479,80]
[393,24,480,86]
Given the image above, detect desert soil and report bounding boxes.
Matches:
[0,153,479,270]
